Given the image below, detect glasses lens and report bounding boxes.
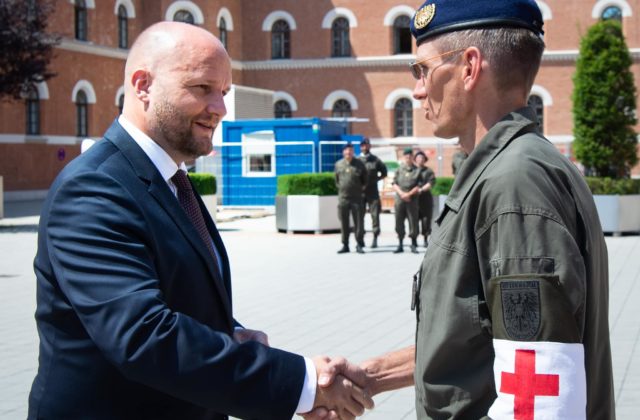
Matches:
[409,63,422,80]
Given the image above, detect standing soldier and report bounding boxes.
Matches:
[414,151,436,247]
[335,143,368,254]
[358,138,388,248]
[392,148,421,254]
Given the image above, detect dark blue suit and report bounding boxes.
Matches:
[29,121,306,419]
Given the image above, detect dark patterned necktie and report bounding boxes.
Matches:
[171,170,221,273]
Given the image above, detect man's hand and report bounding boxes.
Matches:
[301,356,374,420]
[233,328,269,346]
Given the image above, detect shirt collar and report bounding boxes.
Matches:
[118,115,187,181]
[445,107,539,213]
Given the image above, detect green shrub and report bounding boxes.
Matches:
[384,161,399,171]
[432,176,454,196]
[572,20,638,178]
[277,173,337,196]
[188,172,217,195]
[584,177,640,195]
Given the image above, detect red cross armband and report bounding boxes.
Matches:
[486,275,586,419]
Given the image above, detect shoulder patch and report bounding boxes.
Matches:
[500,280,541,340]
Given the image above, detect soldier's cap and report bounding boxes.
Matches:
[414,150,427,159]
[360,138,370,145]
[403,147,414,156]
[343,142,354,150]
[410,0,544,45]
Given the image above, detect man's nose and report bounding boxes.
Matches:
[413,79,427,100]
[206,94,226,118]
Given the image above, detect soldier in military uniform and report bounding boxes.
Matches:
[334,143,368,254]
[392,148,421,254]
[358,138,388,248]
[308,1,615,419]
[414,151,436,247]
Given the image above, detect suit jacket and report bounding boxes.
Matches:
[29,120,306,420]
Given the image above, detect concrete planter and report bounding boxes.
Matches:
[593,194,640,234]
[276,195,340,233]
[201,194,217,222]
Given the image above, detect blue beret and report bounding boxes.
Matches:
[410,0,544,44]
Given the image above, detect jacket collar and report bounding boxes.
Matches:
[443,107,539,214]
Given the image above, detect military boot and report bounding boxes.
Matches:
[356,244,365,254]
[337,244,350,254]
[411,238,419,254]
[393,239,404,254]
[371,234,378,249]
[423,235,429,248]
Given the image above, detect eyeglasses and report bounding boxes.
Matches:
[409,48,467,81]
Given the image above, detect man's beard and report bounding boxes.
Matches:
[153,99,212,159]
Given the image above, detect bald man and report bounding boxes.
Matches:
[28,22,372,420]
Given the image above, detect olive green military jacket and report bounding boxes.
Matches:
[393,163,422,200]
[414,108,614,419]
[334,158,367,202]
[358,153,388,199]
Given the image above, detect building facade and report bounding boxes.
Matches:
[1,0,639,194]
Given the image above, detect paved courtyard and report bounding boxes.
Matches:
[1,210,639,419]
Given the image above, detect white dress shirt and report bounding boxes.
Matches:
[117,116,317,414]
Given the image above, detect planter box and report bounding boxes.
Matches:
[201,194,217,222]
[276,195,340,233]
[593,194,640,234]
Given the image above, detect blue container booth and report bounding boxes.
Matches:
[221,118,362,206]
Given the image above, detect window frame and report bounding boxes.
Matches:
[331,99,352,118]
[75,0,88,41]
[76,90,89,137]
[271,19,291,59]
[274,100,292,118]
[394,98,413,137]
[117,4,128,49]
[331,17,351,57]
[393,15,412,55]
[25,86,40,136]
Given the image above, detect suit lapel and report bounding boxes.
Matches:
[104,121,233,328]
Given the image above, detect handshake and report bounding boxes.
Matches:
[303,356,379,420]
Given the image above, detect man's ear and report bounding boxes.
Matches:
[131,69,152,103]
[461,47,483,92]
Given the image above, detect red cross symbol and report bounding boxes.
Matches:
[500,349,560,420]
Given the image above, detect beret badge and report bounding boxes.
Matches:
[414,4,436,30]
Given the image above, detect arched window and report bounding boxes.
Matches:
[394,98,413,137]
[393,15,412,54]
[173,10,195,24]
[75,0,88,41]
[601,6,623,21]
[117,5,128,49]
[274,100,292,118]
[331,17,350,57]
[271,19,290,59]
[117,94,124,115]
[76,90,88,137]
[527,94,544,132]
[25,86,40,135]
[332,99,352,118]
[219,17,227,49]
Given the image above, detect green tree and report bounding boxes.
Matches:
[572,20,638,178]
[0,0,59,100]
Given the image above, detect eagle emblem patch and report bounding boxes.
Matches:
[414,4,436,30]
[500,280,541,340]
